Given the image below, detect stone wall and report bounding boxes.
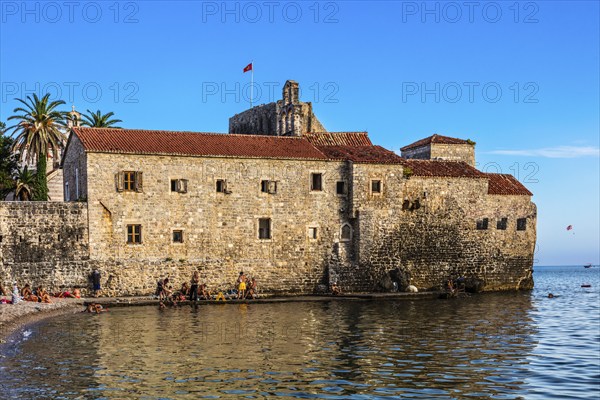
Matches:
[0,202,90,291]
[335,173,536,292]
[85,152,352,295]
[229,80,326,136]
[401,143,475,166]
[62,134,88,202]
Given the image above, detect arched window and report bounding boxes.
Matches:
[341,223,352,241]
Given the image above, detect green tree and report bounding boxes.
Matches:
[0,121,19,200]
[8,94,67,201]
[81,109,122,128]
[14,166,36,201]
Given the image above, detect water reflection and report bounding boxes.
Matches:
[1,292,542,399]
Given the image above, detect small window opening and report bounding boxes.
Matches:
[336,181,346,195]
[476,218,489,230]
[371,180,382,193]
[311,173,322,191]
[258,218,271,239]
[497,218,508,230]
[216,179,227,193]
[173,230,183,243]
[127,224,142,244]
[341,224,352,241]
[171,180,178,192]
[517,218,527,231]
[308,227,318,239]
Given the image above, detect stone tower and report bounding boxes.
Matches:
[229,80,326,136]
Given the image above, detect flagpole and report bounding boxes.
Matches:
[250,60,254,108]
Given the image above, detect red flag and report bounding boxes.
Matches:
[243,63,253,73]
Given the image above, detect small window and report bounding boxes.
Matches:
[476,218,489,230]
[124,171,136,191]
[308,227,318,239]
[497,218,508,230]
[258,218,271,239]
[116,171,143,192]
[261,180,277,194]
[371,180,382,194]
[341,224,352,241]
[216,179,227,193]
[517,218,527,231]
[336,181,346,195]
[173,230,183,243]
[127,224,142,244]
[171,179,188,193]
[311,173,322,191]
[65,182,70,201]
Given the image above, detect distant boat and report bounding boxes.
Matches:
[584,264,592,269]
[581,284,592,288]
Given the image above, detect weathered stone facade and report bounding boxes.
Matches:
[1,81,536,296]
[229,80,326,136]
[0,202,89,290]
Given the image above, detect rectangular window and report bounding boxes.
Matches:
[476,218,489,230]
[172,230,183,243]
[497,218,508,230]
[171,179,188,193]
[216,179,227,193]
[127,224,142,244]
[371,180,382,194]
[517,218,527,231]
[308,227,318,239]
[311,173,322,191]
[65,182,70,201]
[261,180,277,194]
[258,218,271,239]
[116,171,143,192]
[336,181,346,195]
[123,171,135,191]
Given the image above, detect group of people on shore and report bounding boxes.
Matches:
[0,281,83,304]
[155,271,258,304]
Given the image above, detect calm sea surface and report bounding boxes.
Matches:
[1,266,599,399]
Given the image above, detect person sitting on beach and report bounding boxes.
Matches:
[200,283,212,300]
[11,282,22,304]
[21,284,37,302]
[37,286,52,303]
[246,277,258,299]
[0,281,8,297]
[180,282,190,297]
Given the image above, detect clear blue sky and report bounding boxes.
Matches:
[1,1,598,265]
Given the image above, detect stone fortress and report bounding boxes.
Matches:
[0,81,536,296]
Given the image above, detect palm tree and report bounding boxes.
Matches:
[14,167,36,201]
[8,93,67,201]
[81,109,122,128]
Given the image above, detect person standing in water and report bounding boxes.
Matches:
[237,271,247,299]
[190,271,200,302]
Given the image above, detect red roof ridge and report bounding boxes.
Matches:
[72,127,309,140]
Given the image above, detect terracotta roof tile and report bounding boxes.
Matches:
[317,145,404,164]
[401,134,470,151]
[72,127,328,160]
[305,132,372,146]
[486,173,532,196]
[400,159,487,178]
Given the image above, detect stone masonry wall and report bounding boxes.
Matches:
[431,143,475,166]
[0,202,90,292]
[62,134,88,202]
[335,171,536,293]
[85,152,351,295]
